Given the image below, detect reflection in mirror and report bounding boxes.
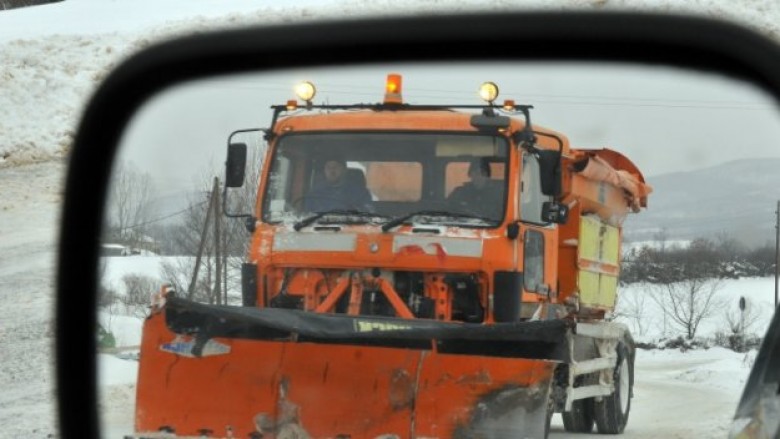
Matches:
[99,62,780,438]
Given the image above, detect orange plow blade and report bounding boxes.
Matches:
[133,298,568,438]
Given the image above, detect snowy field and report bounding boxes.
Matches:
[2,0,780,438]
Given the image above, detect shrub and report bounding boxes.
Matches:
[96,324,116,349]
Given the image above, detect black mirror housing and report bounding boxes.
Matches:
[226,143,247,187]
[470,114,511,131]
[245,216,257,233]
[537,149,562,197]
[541,201,569,224]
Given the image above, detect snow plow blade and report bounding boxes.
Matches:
[133,298,569,438]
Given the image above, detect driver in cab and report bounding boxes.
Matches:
[447,158,503,219]
[304,156,372,212]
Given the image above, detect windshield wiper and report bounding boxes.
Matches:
[293,209,387,231]
[381,210,494,232]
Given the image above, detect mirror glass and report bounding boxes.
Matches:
[98,62,780,438]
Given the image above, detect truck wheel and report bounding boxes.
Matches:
[544,390,554,439]
[594,342,633,434]
[562,398,594,433]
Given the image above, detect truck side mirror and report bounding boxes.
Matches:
[226,143,247,187]
[537,149,562,197]
[541,201,569,224]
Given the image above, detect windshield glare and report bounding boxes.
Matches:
[263,132,509,226]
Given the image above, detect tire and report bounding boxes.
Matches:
[594,342,633,434]
[544,388,555,439]
[562,397,595,433]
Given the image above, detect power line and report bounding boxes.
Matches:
[202,80,773,111]
[124,200,208,230]
[218,78,767,106]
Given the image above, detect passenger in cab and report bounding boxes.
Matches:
[447,158,504,219]
[304,157,372,212]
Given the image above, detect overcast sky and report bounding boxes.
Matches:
[118,61,780,196]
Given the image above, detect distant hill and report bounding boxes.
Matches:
[623,158,780,248]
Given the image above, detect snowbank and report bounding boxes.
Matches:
[0,0,344,166]
[98,354,139,387]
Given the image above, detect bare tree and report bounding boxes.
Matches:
[615,287,652,336]
[106,161,154,247]
[96,258,121,343]
[651,278,724,339]
[147,138,265,305]
[120,274,159,319]
[96,258,115,308]
[715,230,745,257]
[160,179,231,305]
[171,143,263,304]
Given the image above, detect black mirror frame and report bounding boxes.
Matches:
[57,12,780,439]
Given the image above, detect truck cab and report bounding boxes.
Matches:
[236,85,576,325]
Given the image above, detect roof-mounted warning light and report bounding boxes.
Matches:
[384,73,403,105]
[294,81,316,107]
[479,82,499,104]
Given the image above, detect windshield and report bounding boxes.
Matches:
[262,132,509,227]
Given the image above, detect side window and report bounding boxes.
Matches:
[520,153,547,223]
[524,230,544,293]
[266,155,291,215]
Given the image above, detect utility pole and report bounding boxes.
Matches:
[214,177,223,306]
[775,200,779,309]
[187,180,218,300]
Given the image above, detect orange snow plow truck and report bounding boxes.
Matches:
[130,75,651,439]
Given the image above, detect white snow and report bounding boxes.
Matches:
[2,0,780,438]
[0,161,63,439]
[98,354,139,387]
[101,255,170,292]
[615,277,776,341]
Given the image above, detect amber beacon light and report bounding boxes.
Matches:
[384,73,403,104]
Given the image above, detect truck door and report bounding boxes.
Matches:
[518,152,556,315]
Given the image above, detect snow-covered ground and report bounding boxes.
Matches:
[0,161,64,438]
[2,0,780,438]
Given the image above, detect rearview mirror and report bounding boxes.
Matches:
[225,143,247,188]
[537,149,562,197]
[56,11,780,439]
